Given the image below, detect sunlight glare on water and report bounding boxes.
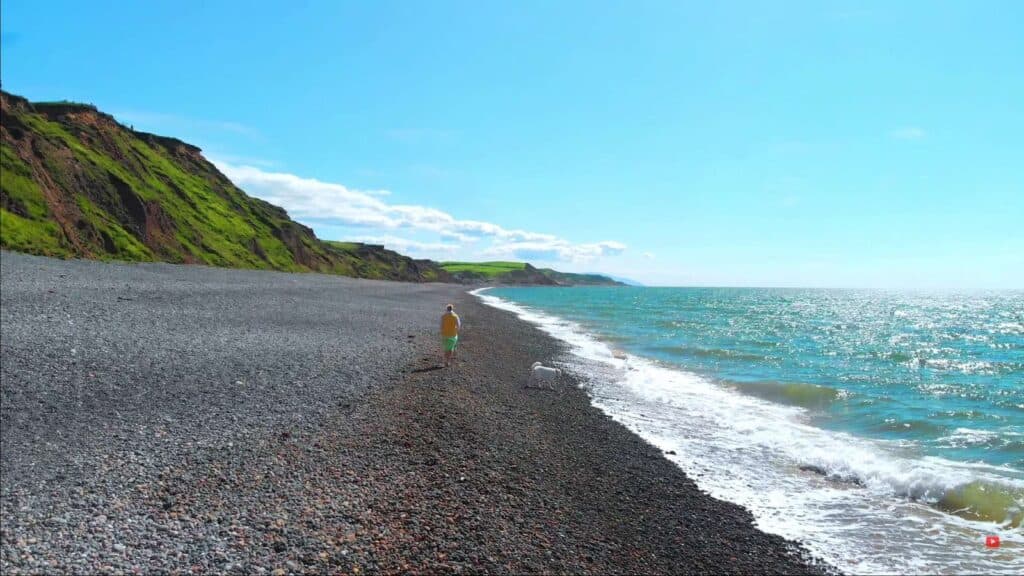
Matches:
[477,287,1024,575]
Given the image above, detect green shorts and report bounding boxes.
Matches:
[443,335,458,352]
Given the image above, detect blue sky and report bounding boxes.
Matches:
[2,0,1021,287]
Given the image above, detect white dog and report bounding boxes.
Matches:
[529,362,563,389]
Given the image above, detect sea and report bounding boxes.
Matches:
[474,287,1023,574]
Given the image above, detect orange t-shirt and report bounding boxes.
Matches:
[441,312,460,337]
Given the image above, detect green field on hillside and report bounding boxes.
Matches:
[439,261,526,277]
[2,90,618,286]
[0,90,452,282]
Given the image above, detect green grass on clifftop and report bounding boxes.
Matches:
[1,90,617,286]
[440,261,526,277]
[0,90,449,282]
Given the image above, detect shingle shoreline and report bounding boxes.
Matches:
[0,251,831,574]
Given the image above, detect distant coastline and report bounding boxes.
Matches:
[0,90,620,287]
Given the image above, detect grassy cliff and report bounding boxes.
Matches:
[0,91,451,282]
[1,90,626,286]
[440,261,623,286]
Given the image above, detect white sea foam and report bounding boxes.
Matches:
[474,288,1024,575]
[939,428,1002,447]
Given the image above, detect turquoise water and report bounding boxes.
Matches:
[481,287,1024,573]
[489,287,1024,469]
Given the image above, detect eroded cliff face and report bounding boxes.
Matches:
[0,91,452,282]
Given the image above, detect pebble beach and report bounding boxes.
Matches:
[0,251,829,574]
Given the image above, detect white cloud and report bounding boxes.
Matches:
[350,235,460,255]
[890,127,926,140]
[484,240,626,264]
[440,230,477,243]
[214,161,626,263]
[214,163,394,227]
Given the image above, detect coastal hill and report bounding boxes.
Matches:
[0,90,452,282]
[0,90,621,286]
[441,261,624,286]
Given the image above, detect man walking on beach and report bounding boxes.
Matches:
[440,304,461,368]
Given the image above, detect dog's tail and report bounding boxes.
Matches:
[532,362,542,370]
